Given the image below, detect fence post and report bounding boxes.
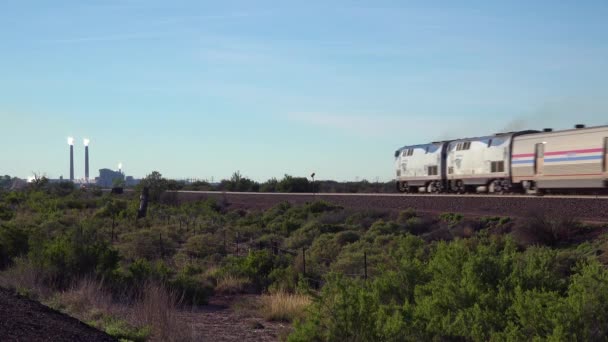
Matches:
[364,251,368,280]
[223,230,227,255]
[159,232,164,258]
[302,248,306,276]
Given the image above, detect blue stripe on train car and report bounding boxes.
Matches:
[544,155,603,163]
[512,160,534,164]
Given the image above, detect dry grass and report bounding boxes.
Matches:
[131,282,192,342]
[50,277,113,316]
[0,258,49,299]
[0,269,193,342]
[215,275,250,294]
[260,291,311,322]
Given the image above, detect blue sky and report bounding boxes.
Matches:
[1,1,607,182]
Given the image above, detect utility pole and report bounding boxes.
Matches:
[310,172,316,201]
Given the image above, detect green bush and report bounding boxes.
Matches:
[0,204,15,221]
[291,234,608,341]
[169,272,213,305]
[28,227,120,286]
[439,212,463,227]
[335,231,360,246]
[219,250,285,291]
[397,208,417,223]
[0,224,29,268]
[184,233,225,258]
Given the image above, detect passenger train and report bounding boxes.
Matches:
[394,124,608,194]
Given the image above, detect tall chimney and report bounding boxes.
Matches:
[70,144,74,181]
[85,145,89,182]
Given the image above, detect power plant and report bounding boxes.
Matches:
[63,137,139,187]
[84,138,90,182]
[68,137,74,181]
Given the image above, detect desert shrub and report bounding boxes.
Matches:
[0,204,14,221]
[0,224,29,268]
[219,250,286,291]
[402,216,433,235]
[397,208,417,223]
[184,233,225,258]
[273,218,303,235]
[277,175,310,193]
[330,240,377,277]
[285,222,322,250]
[120,228,178,260]
[438,212,463,227]
[292,233,608,341]
[480,216,511,227]
[317,210,350,225]
[254,233,284,249]
[27,227,120,286]
[366,220,400,237]
[124,259,172,288]
[268,265,299,293]
[94,199,128,219]
[513,214,580,247]
[289,275,410,342]
[306,234,340,276]
[169,272,213,305]
[346,209,391,229]
[305,201,343,214]
[262,201,292,223]
[335,230,360,246]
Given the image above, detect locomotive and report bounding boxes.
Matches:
[394,124,608,194]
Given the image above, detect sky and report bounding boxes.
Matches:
[1,1,608,182]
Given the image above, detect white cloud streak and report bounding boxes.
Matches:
[285,112,453,138]
[42,32,164,44]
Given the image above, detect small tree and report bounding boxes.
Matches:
[139,171,168,202]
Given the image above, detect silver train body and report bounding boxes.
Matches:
[394,125,608,193]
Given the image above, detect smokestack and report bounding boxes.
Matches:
[68,137,74,181]
[84,139,90,182]
[85,146,89,181]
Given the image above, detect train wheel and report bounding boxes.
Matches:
[457,180,465,194]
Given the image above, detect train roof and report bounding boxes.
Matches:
[395,140,449,152]
[446,130,539,143]
[515,124,608,138]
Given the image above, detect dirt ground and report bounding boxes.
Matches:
[0,287,291,342]
[0,287,116,342]
[181,295,292,342]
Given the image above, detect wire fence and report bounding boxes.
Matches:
[105,213,373,288]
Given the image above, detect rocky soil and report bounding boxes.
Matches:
[0,287,116,342]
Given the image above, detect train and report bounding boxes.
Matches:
[394,124,608,194]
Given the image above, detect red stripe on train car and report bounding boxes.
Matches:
[514,173,604,178]
[544,148,603,156]
[512,153,535,158]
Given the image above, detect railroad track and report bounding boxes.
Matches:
[175,190,608,200]
[172,191,608,223]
